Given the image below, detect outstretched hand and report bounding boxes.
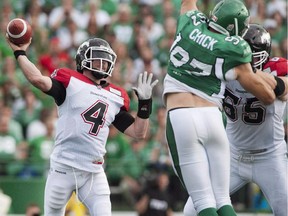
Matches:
[5,34,32,51]
[132,71,159,100]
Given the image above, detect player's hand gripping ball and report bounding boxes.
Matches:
[6,18,32,45]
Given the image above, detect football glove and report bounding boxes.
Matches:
[132,71,158,119]
[132,71,159,100]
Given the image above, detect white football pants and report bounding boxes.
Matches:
[44,160,111,216]
[183,141,288,216]
[166,107,232,214]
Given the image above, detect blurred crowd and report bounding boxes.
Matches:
[0,0,287,214]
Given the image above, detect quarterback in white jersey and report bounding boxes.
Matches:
[183,24,288,216]
[6,37,158,216]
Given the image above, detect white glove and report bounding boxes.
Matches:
[132,71,159,100]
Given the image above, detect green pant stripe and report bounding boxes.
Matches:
[166,112,186,189]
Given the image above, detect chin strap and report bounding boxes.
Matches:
[92,71,108,80]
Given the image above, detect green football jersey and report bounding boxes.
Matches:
[167,10,252,97]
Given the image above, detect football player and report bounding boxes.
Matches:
[163,0,286,216]
[183,24,288,216]
[6,37,158,216]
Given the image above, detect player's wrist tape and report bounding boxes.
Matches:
[273,76,285,97]
[137,98,152,119]
[14,50,26,59]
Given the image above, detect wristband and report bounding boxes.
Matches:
[137,98,152,119]
[14,50,26,60]
[273,76,285,97]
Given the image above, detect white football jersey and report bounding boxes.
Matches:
[50,68,130,173]
[223,58,287,152]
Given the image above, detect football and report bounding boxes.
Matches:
[6,18,32,45]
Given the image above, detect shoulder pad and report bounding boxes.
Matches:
[104,83,130,111]
[227,37,251,61]
[264,57,288,76]
[51,68,72,88]
[51,68,94,87]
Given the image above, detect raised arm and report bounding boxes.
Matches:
[6,38,52,92]
[181,0,198,15]
[124,71,158,139]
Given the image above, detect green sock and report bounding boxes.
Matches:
[198,207,218,216]
[217,205,237,216]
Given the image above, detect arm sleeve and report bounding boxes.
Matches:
[112,110,135,133]
[44,78,66,106]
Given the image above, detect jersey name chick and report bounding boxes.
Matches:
[189,29,218,51]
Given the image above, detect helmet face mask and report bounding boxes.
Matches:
[209,0,250,37]
[243,24,271,70]
[75,38,117,79]
[251,51,269,70]
[82,46,116,76]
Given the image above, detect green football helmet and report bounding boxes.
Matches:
[208,0,250,37]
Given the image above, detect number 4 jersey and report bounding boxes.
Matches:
[164,10,252,108]
[224,57,288,152]
[48,68,130,173]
